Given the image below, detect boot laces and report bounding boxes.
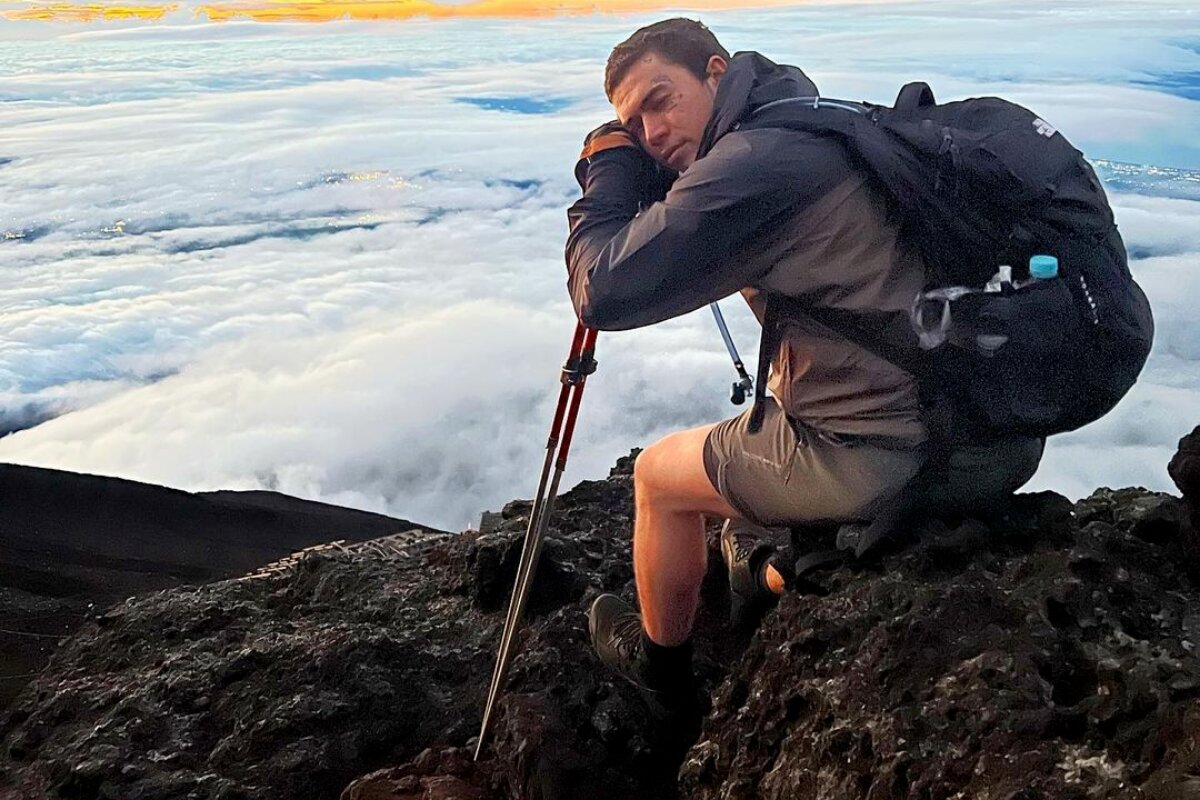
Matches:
[610,611,644,662]
[728,528,764,563]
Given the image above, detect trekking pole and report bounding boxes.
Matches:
[474,320,598,761]
[710,301,753,405]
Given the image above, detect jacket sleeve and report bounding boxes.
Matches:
[564,128,839,331]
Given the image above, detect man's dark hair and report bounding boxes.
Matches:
[604,18,730,101]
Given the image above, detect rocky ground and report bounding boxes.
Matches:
[0,464,439,709]
[2,430,1199,800]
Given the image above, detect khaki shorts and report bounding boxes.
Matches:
[703,400,923,527]
[703,400,1046,527]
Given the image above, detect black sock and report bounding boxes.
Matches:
[641,633,693,689]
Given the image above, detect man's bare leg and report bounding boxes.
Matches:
[634,423,790,646]
[632,423,742,646]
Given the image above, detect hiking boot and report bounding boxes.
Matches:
[587,594,695,719]
[720,519,786,628]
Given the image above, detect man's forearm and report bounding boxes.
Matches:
[565,147,665,329]
[564,128,806,332]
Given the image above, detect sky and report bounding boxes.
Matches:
[0,0,1197,531]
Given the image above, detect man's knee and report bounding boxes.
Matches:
[633,424,729,514]
[633,434,681,496]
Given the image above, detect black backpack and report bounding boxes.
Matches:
[742,83,1155,442]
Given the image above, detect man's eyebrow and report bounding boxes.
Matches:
[643,76,672,99]
[621,77,672,126]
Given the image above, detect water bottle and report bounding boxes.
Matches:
[1026,254,1059,283]
[977,254,1060,355]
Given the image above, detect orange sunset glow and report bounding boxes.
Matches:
[4,1,176,19]
[3,0,817,23]
[198,0,812,23]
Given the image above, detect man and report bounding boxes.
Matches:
[566,18,1043,710]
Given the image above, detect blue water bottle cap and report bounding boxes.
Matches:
[1029,254,1059,280]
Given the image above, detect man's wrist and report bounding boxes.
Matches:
[580,129,640,162]
[579,120,640,160]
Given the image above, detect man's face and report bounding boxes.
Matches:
[611,51,726,172]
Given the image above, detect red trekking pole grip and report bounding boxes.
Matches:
[556,327,598,470]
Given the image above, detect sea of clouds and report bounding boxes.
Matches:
[0,0,1197,530]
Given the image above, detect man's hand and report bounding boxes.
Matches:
[574,120,677,205]
[578,120,641,161]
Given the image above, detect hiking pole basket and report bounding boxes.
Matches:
[474,320,598,760]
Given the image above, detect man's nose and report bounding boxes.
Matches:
[644,117,669,150]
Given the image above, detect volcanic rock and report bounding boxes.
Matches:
[1170,425,1200,576]
[1,450,1198,800]
[679,490,1200,800]
[1170,426,1200,508]
[0,463,441,710]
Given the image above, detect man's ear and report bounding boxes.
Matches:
[706,54,727,85]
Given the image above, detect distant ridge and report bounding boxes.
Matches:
[0,462,445,707]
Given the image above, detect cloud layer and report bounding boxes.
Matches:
[0,2,1197,529]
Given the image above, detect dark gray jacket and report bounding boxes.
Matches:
[566,52,926,446]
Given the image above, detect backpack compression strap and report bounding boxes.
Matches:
[747,296,780,434]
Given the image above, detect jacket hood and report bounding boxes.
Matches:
[698,51,819,158]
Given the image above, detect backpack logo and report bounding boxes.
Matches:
[1032,118,1057,138]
